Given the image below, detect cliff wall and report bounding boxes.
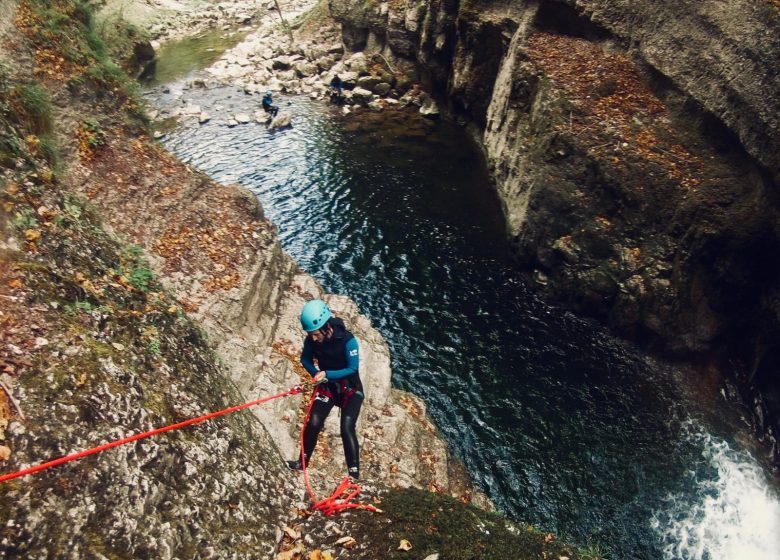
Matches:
[327,0,780,467]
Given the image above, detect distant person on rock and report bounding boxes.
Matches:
[262,91,279,117]
[287,299,363,480]
[329,74,343,103]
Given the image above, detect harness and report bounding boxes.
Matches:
[315,378,363,409]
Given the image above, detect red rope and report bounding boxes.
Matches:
[298,387,378,515]
[0,383,309,484]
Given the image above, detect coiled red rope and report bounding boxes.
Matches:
[298,386,379,515]
[0,383,309,484]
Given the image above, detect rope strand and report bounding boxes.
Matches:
[0,383,308,484]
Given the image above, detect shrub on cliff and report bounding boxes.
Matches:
[15,0,147,125]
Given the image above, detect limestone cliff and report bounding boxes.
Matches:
[327,0,780,467]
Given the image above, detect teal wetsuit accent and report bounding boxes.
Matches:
[301,336,359,379]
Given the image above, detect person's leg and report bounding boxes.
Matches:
[340,391,364,479]
[288,392,334,470]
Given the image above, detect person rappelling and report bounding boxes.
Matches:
[262,90,279,117]
[287,299,364,481]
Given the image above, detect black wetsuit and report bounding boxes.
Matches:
[299,317,363,478]
[262,96,279,117]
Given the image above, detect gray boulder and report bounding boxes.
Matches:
[374,82,392,95]
[268,112,293,129]
[271,56,292,70]
[351,87,373,102]
[357,75,381,90]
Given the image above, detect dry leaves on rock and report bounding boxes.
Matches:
[276,542,304,560]
[283,525,301,541]
[527,32,703,191]
[335,536,357,549]
[398,394,422,417]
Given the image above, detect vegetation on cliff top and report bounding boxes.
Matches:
[14,0,147,123]
[526,32,703,192]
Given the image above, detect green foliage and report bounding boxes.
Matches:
[14,207,38,230]
[580,540,610,560]
[37,133,61,170]
[64,197,84,222]
[128,264,153,293]
[96,11,149,69]
[9,83,53,135]
[357,488,583,560]
[143,325,162,356]
[21,0,148,126]
[0,66,38,167]
[120,244,155,293]
[66,300,94,314]
[81,57,125,88]
[81,118,106,148]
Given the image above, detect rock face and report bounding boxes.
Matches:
[572,0,780,183]
[327,0,780,466]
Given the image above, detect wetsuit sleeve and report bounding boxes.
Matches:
[300,338,319,376]
[324,337,359,380]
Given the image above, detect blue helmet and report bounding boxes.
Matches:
[300,299,332,332]
[264,91,273,98]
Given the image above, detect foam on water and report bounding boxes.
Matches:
[651,420,780,560]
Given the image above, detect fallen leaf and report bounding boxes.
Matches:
[24,229,41,242]
[2,202,13,213]
[283,526,301,541]
[0,445,11,461]
[276,542,304,560]
[545,533,554,543]
[168,305,178,314]
[308,551,322,560]
[75,373,87,388]
[398,539,412,551]
[336,536,357,549]
[8,279,22,290]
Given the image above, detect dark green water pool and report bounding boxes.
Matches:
[148,86,780,560]
[140,28,248,86]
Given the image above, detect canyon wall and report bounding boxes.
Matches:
[328,0,780,467]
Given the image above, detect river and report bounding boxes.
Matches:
[145,64,780,559]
